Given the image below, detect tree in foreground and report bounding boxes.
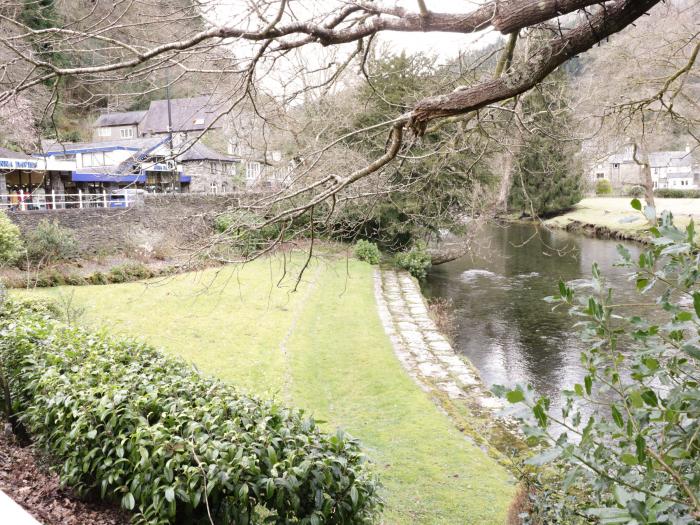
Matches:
[498,208,700,523]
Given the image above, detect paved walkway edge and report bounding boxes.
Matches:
[374,269,522,455]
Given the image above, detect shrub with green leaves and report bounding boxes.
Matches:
[25,219,78,263]
[654,188,700,199]
[354,240,381,265]
[595,178,613,196]
[0,301,382,524]
[498,209,700,523]
[215,210,282,255]
[108,262,153,283]
[0,211,24,265]
[395,242,432,280]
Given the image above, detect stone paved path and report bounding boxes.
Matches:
[374,269,521,455]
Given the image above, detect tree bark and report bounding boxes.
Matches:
[408,0,661,132]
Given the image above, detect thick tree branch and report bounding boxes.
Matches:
[408,0,661,132]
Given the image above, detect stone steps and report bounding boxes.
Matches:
[374,269,503,411]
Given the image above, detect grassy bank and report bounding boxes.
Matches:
[545,197,700,239]
[19,254,514,524]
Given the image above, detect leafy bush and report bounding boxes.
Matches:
[654,188,700,198]
[0,300,382,524]
[108,263,153,283]
[35,268,66,287]
[624,184,645,197]
[395,242,432,280]
[499,211,700,523]
[215,211,282,255]
[0,211,24,265]
[25,219,78,263]
[88,271,109,285]
[594,178,613,195]
[354,240,381,265]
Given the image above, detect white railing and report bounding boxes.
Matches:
[0,189,132,211]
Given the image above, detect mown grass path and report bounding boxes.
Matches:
[21,256,514,524]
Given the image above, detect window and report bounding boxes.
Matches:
[210,181,218,194]
[82,151,106,167]
[97,127,110,137]
[613,163,620,168]
[246,162,261,181]
[120,127,134,139]
[596,173,604,179]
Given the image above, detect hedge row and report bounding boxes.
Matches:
[0,298,381,524]
[654,188,700,198]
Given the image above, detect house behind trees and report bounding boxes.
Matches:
[590,144,698,192]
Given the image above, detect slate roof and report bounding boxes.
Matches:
[649,150,692,168]
[94,110,148,127]
[139,96,225,134]
[0,146,32,159]
[176,142,238,163]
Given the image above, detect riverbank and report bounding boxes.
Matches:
[544,197,700,241]
[17,255,515,524]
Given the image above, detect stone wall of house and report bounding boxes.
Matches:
[185,161,242,193]
[5,193,260,257]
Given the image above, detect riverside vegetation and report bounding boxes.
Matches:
[498,207,700,523]
[16,257,515,524]
[0,297,381,524]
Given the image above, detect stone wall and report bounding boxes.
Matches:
[184,160,243,193]
[5,193,258,257]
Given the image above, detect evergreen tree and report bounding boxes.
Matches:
[508,71,584,216]
[332,52,495,250]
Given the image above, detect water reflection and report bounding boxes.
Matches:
[423,222,640,409]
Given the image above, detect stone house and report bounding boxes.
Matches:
[648,150,696,189]
[590,144,698,191]
[93,111,147,141]
[175,142,241,193]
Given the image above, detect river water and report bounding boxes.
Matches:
[423,221,641,407]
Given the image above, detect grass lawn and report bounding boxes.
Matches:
[19,254,514,524]
[546,197,699,235]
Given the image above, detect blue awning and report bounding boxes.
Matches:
[72,172,146,183]
[180,176,192,183]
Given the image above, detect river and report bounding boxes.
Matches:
[423,221,641,409]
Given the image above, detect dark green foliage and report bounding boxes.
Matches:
[0,211,24,265]
[499,210,700,523]
[394,242,432,280]
[354,240,381,265]
[215,211,283,256]
[508,74,584,216]
[108,263,153,283]
[654,188,700,198]
[595,179,613,195]
[25,219,78,263]
[625,185,646,197]
[329,52,493,250]
[19,0,59,31]
[0,299,382,524]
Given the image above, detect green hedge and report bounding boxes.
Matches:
[0,298,381,524]
[654,188,700,198]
